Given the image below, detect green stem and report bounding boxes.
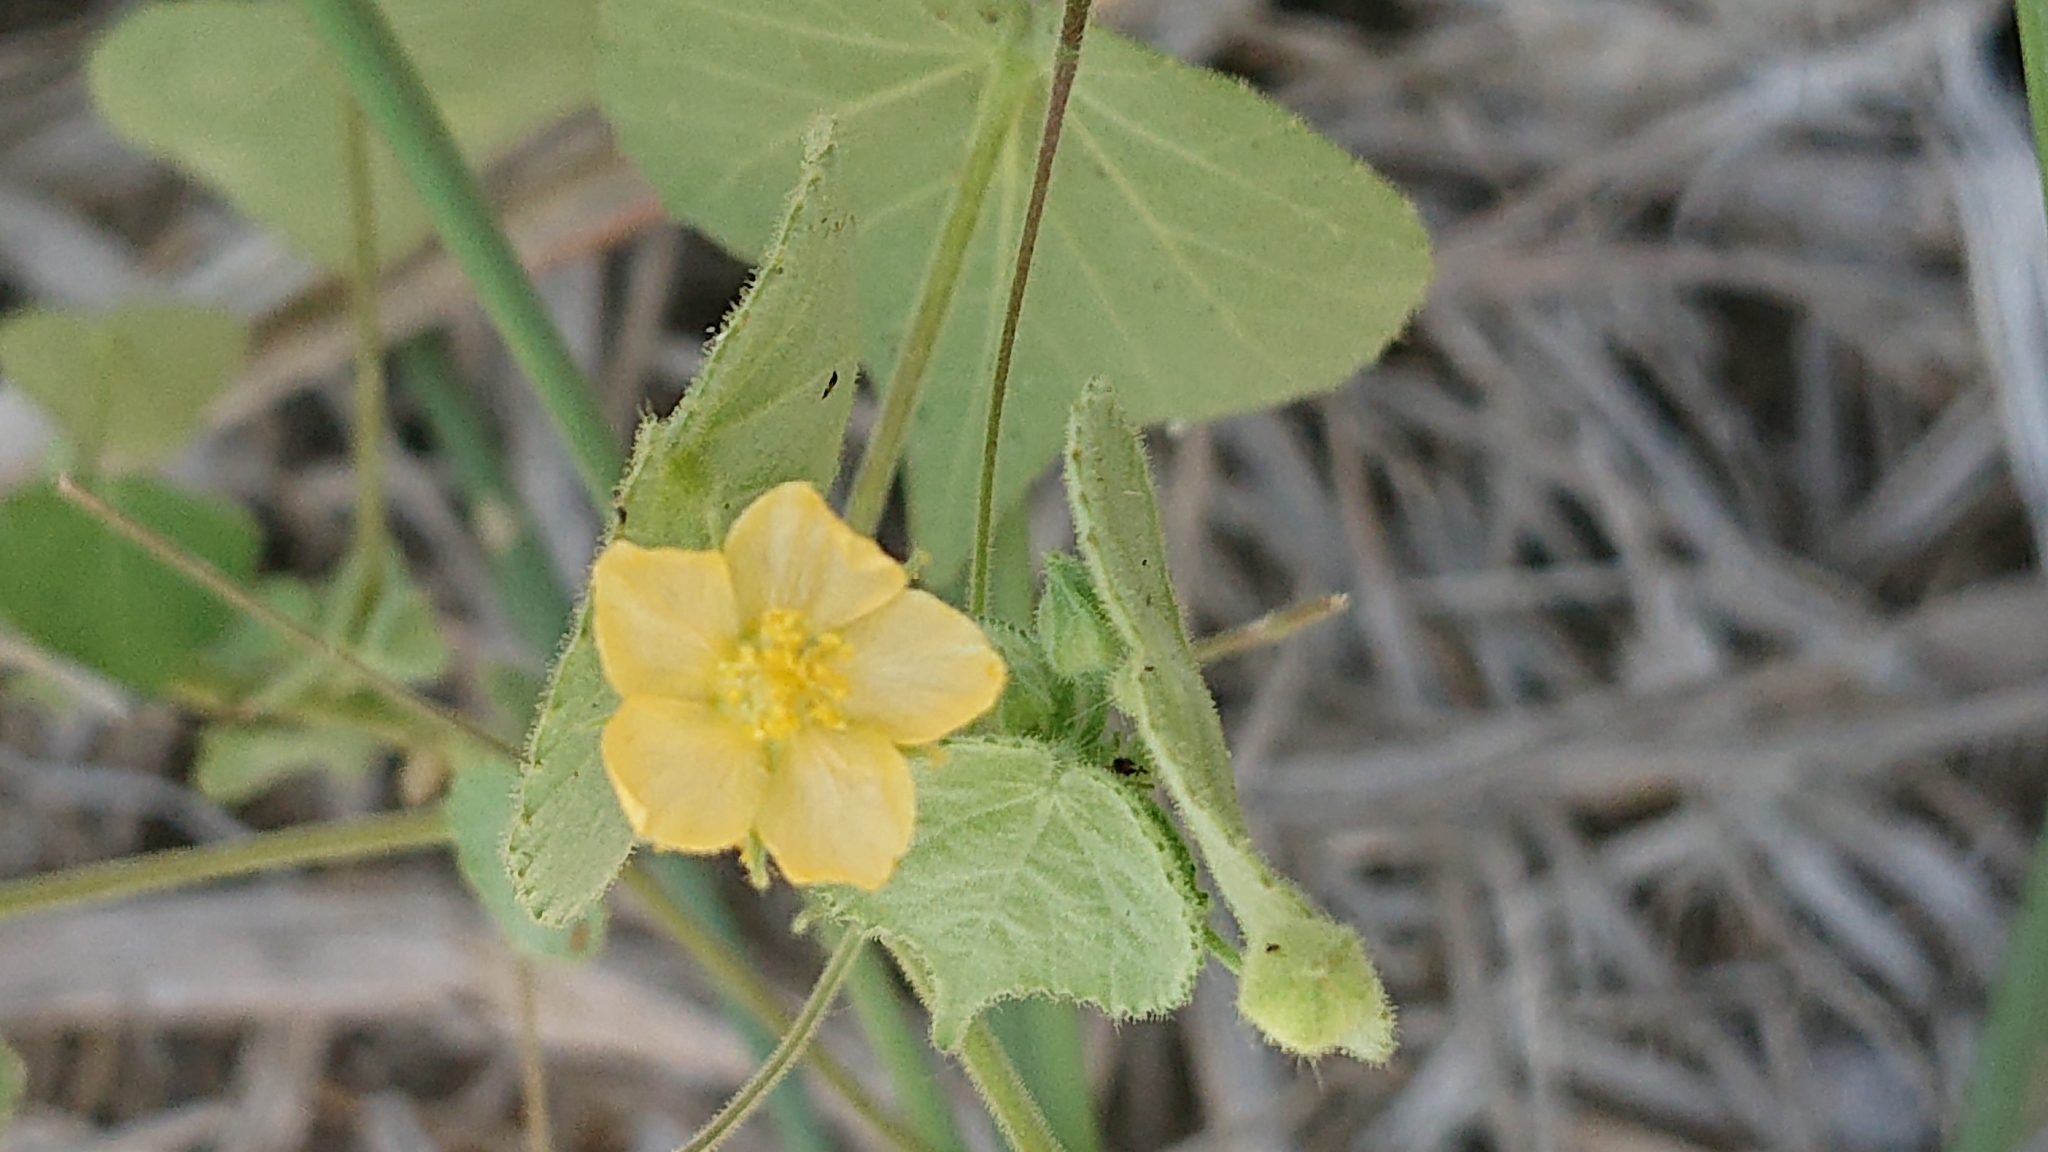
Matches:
[988,1001,1098,1152]
[968,0,1092,617]
[1190,593,1349,665]
[515,957,556,1152]
[345,97,389,567]
[55,475,513,760]
[846,950,970,1152]
[620,865,928,1152]
[0,808,447,923]
[397,335,574,656]
[645,859,830,1152]
[2020,0,2048,227]
[1956,806,2048,1152]
[956,1019,1066,1152]
[1955,7,2048,1152]
[676,934,864,1152]
[293,0,622,506]
[844,56,1030,536]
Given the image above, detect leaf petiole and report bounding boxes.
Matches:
[968,0,1093,618]
[620,865,930,1152]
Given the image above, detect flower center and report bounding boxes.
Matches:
[715,608,850,743]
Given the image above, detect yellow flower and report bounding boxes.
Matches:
[591,482,1007,889]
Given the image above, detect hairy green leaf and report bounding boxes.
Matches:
[0,305,245,474]
[508,123,861,925]
[1066,381,1394,1063]
[824,737,1202,1050]
[89,0,595,268]
[0,479,257,693]
[599,0,1431,576]
[449,752,605,957]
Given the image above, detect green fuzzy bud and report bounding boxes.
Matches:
[985,621,1064,740]
[1036,552,1122,677]
[1237,910,1396,1063]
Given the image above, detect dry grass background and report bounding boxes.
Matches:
[0,0,2042,1150]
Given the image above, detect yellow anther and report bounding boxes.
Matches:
[715,609,851,743]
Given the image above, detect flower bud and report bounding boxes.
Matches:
[1036,553,1121,677]
[1238,911,1396,1063]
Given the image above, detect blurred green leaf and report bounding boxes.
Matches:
[0,305,245,475]
[823,738,1203,1051]
[194,721,385,804]
[0,1034,22,1133]
[508,121,860,926]
[448,751,605,957]
[599,0,1432,576]
[0,478,257,693]
[89,0,595,268]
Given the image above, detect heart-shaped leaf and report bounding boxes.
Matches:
[599,0,1432,575]
[823,737,1203,1049]
[0,478,258,693]
[89,0,596,269]
[0,305,245,474]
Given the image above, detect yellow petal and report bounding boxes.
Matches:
[601,696,768,852]
[756,726,915,890]
[592,540,738,700]
[840,589,1007,744]
[723,482,904,629]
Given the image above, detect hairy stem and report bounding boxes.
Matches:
[1190,593,1350,665]
[968,0,1093,617]
[956,1019,1066,1152]
[675,934,864,1152]
[620,865,928,1152]
[294,0,622,505]
[0,809,447,923]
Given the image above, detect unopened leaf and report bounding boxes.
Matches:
[0,478,258,693]
[508,123,861,925]
[449,752,604,957]
[1065,381,1394,1062]
[824,738,1202,1049]
[600,0,1432,576]
[89,0,595,268]
[0,305,245,474]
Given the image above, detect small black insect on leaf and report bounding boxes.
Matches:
[1109,756,1142,777]
[821,369,839,399]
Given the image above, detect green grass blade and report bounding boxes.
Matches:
[1954,5,2048,1150]
[293,0,622,505]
